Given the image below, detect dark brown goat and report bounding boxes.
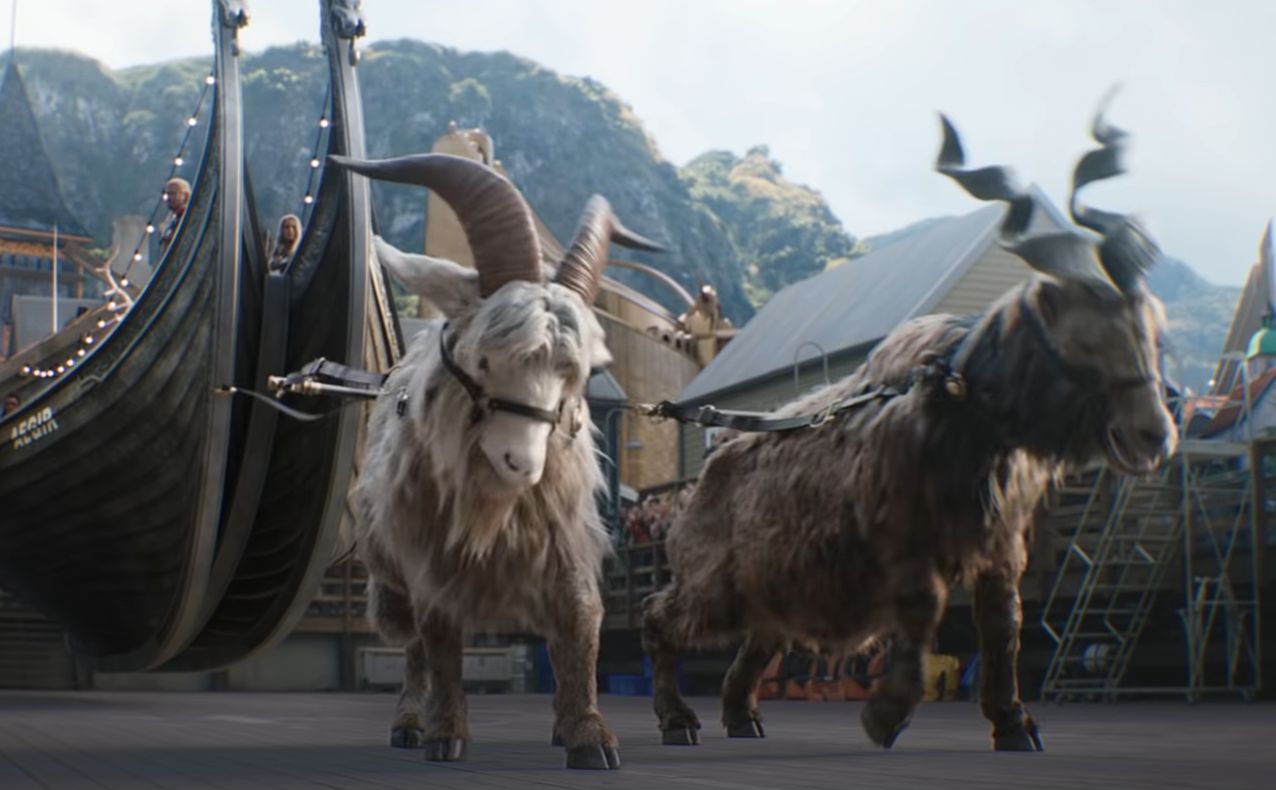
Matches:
[643,103,1176,752]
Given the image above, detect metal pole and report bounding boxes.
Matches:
[51,223,58,333]
[792,341,831,392]
[1252,442,1264,696]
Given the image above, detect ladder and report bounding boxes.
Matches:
[1040,461,1184,701]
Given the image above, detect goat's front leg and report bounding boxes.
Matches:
[720,633,780,738]
[366,574,427,749]
[545,576,619,770]
[973,569,1043,751]
[861,571,947,749]
[419,612,469,762]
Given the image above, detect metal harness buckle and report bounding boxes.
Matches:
[809,400,840,428]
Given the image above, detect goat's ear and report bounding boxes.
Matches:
[589,332,613,370]
[580,316,612,370]
[374,236,479,317]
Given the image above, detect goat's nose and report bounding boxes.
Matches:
[1136,428,1166,452]
[503,451,521,472]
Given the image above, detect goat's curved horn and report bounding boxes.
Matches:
[935,113,1113,289]
[1067,89,1161,293]
[554,195,664,304]
[329,153,540,297]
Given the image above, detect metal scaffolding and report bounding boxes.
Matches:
[1040,365,1264,702]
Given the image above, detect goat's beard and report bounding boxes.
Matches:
[441,442,523,563]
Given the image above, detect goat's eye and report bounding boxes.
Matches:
[478,357,489,372]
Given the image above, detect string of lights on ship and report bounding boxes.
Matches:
[21,75,331,380]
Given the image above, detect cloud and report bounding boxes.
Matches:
[8,0,1274,284]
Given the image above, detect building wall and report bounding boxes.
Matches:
[930,244,1034,316]
[678,349,869,479]
[599,312,702,490]
[223,634,344,691]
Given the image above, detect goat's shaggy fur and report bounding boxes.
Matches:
[356,270,618,766]
[643,276,1173,750]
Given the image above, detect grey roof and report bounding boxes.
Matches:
[679,203,1004,402]
[586,367,627,405]
[0,61,91,240]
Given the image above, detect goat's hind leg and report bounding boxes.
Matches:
[642,585,705,745]
[721,634,779,738]
[861,573,947,749]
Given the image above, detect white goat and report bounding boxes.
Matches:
[332,152,660,770]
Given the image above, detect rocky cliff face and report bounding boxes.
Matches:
[10,42,1234,389]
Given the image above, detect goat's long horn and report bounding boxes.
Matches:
[554,195,664,304]
[936,114,1035,242]
[935,114,1113,289]
[1067,89,1161,293]
[329,153,540,297]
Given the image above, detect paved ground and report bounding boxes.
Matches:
[0,691,1272,789]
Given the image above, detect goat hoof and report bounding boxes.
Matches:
[861,705,910,749]
[880,721,909,749]
[726,720,765,738]
[994,726,1045,752]
[389,727,424,749]
[551,732,563,747]
[423,737,467,762]
[661,727,700,746]
[565,744,621,770]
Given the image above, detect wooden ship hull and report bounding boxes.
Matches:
[159,0,399,672]
[0,2,261,672]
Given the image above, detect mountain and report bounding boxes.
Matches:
[7,43,1237,389]
[11,42,759,324]
[681,146,860,306]
[1146,256,1241,394]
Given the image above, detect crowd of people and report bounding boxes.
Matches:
[620,485,693,546]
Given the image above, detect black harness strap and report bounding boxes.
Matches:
[943,293,1155,402]
[438,326,565,427]
[256,325,576,431]
[639,384,903,433]
[273,357,389,394]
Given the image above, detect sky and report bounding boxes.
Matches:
[6,0,1274,285]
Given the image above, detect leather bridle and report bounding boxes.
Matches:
[438,324,580,436]
[944,293,1157,403]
